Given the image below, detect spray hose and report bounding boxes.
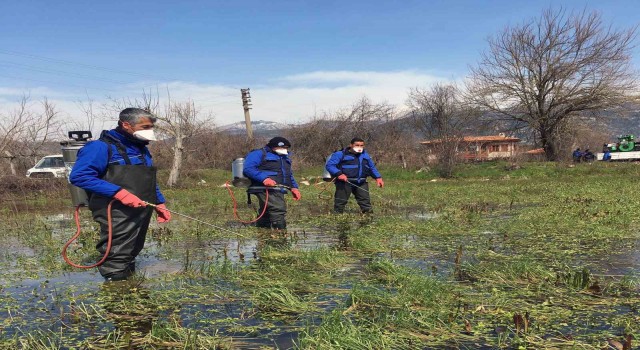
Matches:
[224,181,292,224]
[313,177,336,200]
[62,201,115,269]
[225,181,268,224]
[345,179,397,206]
[62,199,252,269]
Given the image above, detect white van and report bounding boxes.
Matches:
[26,155,66,178]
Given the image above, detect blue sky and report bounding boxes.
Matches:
[1,0,639,125]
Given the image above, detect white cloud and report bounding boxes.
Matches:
[278,70,444,88]
[0,70,454,128]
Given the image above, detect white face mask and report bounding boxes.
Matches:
[352,147,364,153]
[133,129,157,141]
[274,149,288,155]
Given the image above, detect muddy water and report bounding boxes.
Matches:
[2,208,640,348]
[0,214,350,349]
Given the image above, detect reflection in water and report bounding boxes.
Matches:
[98,279,156,337]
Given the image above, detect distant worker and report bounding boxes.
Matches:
[582,149,595,162]
[70,108,171,281]
[572,148,582,163]
[602,143,612,161]
[243,137,301,230]
[325,137,383,214]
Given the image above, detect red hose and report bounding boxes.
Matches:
[225,181,269,224]
[61,200,115,269]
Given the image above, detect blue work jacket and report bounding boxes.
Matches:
[243,147,299,192]
[325,148,382,184]
[69,129,166,203]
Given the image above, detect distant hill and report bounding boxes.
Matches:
[215,105,640,143]
[217,120,291,138]
[593,104,640,139]
[395,104,640,144]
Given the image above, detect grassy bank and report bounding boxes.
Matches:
[0,161,639,349]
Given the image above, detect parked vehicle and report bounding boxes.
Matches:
[26,155,66,178]
[597,135,640,161]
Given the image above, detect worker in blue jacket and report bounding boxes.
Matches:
[325,137,383,213]
[70,108,171,281]
[243,137,301,229]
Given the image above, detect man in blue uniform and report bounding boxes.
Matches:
[572,148,583,163]
[243,137,301,229]
[70,108,171,281]
[325,137,383,213]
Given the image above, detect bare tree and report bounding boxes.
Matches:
[74,95,98,136]
[467,8,638,160]
[0,96,60,175]
[105,89,214,187]
[408,83,476,177]
[286,97,397,166]
[158,100,213,187]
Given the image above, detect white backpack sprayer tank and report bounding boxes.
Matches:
[60,131,92,207]
[231,157,251,187]
[322,155,333,182]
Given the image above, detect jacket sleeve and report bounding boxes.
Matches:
[69,141,122,197]
[366,155,382,179]
[146,151,166,204]
[243,149,270,182]
[325,151,343,177]
[290,170,299,189]
[155,185,166,204]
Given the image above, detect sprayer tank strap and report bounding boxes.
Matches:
[100,132,133,165]
[100,132,147,166]
[89,133,158,204]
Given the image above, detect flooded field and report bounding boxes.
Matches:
[1,163,640,349]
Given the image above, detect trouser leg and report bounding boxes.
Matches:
[353,182,372,213]
[92,202,153,280]
[254,191,287,229]
[254,192,271,229]
[268,191,287,229]
[333,181,351,213]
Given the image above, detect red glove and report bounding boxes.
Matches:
[337,174,348,182]
[155,203,171,223]
[113,189,146,208]
[376,178,384,188]
[263,178,277,187]
[291,188,301,201]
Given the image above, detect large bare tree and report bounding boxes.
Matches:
[467,8,638,160]
[407,83,476,177]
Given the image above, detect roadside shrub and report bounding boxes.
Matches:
[0,175,67,198]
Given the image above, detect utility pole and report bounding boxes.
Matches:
[240,88,254,140]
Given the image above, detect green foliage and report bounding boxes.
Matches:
[1,162,640,348]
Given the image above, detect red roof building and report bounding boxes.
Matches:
[420,133,521,162]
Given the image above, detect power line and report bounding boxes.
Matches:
[0,50,249,105]
[0,60,134,86]
[0,49,177,82]
[0,73,123,94]
[0,49,245,90]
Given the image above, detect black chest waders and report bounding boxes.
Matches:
[229,148,291,229]
[256,149,290,230]
[88,135,158,280]
[333,150,373,214]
